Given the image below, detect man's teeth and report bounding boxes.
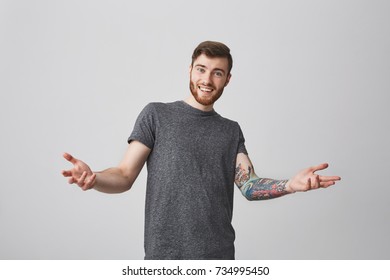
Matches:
[199,87,212,92]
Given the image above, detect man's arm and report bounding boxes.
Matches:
[235,153,341,200]
[62,140,151,193]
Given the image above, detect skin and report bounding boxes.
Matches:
[62,53,341,196]
[188,54,231,110]
[62,141,150,193]
[235,153,340,200]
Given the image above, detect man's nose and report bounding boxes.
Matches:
[201,73,212,85]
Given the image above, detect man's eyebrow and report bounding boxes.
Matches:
[194,64,226,74]
[194,64,206,68]
[213,68,226,74]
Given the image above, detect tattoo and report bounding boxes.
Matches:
[235,163,251,187]
[235,164,288,200]
[241,178,289,200]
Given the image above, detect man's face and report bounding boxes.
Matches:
[189,54,231,107]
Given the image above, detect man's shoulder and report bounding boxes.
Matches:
[215,113,240,127]
[136,101,183,122]
[144,101,180,111]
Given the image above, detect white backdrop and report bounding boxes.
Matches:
[1,0,389,259]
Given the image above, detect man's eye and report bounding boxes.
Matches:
[197,68,205,73]
[214,71,223,77]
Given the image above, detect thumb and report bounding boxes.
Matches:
[63,152,77,164]
[310,163,329,173]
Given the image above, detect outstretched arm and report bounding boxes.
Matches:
[61,140,151,193]
[235,153,341,200]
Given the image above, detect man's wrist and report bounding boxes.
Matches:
[284,179,296,194]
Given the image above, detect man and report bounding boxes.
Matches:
[62,41,341,260]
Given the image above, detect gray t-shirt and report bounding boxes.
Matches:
[128,101,247,259]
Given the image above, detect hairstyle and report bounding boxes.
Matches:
[191,41,233,74]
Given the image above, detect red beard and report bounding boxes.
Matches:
[189,81,224,106]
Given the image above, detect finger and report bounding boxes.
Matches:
[68,177,76,184]
[315,175,321,189]
[311,163,329,173]
[84,173,96,189]
[82,173,96,191]
[313,175,317,188]
[77,171,87,185]
[63,152,77,164]
[62,170,72,177]
[320,181,336,188]
[305,177,311,191]
[319,175,341,182]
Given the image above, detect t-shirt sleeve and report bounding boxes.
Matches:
[237,124,248,155]
[127,103,156,149]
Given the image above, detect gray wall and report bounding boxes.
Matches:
[1,0,389,259]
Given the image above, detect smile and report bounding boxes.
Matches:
[198,86,213,93]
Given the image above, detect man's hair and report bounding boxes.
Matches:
[191,41,233,74]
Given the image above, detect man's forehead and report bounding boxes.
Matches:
[193,54,229,71]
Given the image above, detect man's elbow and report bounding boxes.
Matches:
[239,187,255,201]
[122,175,136,192]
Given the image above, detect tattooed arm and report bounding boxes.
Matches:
[235,153,341,200]
[235,153,291,200]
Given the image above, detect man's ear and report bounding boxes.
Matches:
[224,73,232,87]
[189,65,193,74]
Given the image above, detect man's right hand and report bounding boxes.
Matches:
[61,153,96,191]
[61,141,151,194]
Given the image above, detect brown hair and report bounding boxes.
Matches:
[191,41,233,74]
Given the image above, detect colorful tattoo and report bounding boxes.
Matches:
[235,164,288,200]
[235,163,251,187]
[241,178,289,200]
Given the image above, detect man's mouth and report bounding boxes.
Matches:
[198,86,213,93]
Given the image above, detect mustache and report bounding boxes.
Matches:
[198,82,215,88]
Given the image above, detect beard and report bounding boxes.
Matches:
[189,80,224,106]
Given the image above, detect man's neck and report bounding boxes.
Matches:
[184,96,214,112]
